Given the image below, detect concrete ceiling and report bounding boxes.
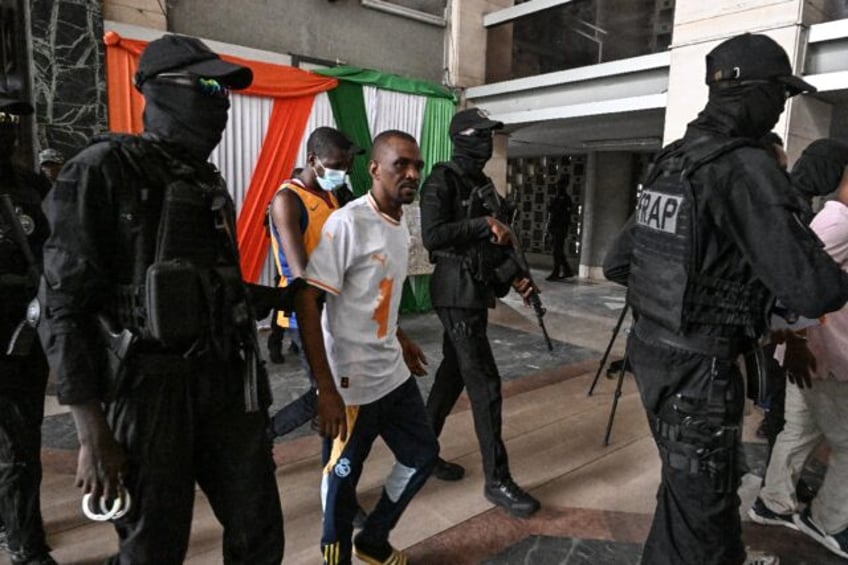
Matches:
[504,108,666,157]
[503,89,848,157]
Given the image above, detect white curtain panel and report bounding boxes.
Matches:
[258,91,337,288]
[294,91,337,174]
[209,93,274,218]
[363,85,426,142]
[363,86,430,278]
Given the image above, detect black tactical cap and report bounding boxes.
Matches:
[0,89,33,116]
[705,33,816,95]
[449,108,504,137]
[134,34,253,90]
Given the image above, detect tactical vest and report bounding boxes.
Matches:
[101,134,247,355]
[628,138,769,337]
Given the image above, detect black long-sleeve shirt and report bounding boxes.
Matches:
[420,163,497,309]
[604,127,848,338]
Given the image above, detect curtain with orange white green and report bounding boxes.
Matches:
[102,31,338,282]
[316,66,456,312]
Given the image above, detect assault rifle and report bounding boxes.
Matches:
[470,182,554,351]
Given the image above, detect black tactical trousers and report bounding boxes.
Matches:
[426,307,510,484]
[550,231,572,278]
[0,349,49,556]
[105,355,284,565]
[628,332,746,565]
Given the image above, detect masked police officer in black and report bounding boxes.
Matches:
[421,108,540,518]
[0,90,54,565]
[39,35,285,564]
[604,33,848,565]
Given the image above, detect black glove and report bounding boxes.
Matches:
[244,283,296,320]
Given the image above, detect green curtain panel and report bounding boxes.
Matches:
[400,274,432,314]
[316,66,456,101]
[326,81,373,196]
[419,96,455,180]
[321,67,457,313]
[402,97,457,313]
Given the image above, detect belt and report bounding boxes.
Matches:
[634,318,752,359]
[431,250,468,263]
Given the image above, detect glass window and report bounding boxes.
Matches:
[486,0,675,83]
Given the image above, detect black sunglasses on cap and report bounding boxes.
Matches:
[152,72,230,99]
[0,112,21,124]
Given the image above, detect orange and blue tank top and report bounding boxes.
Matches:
[269,178,339,328]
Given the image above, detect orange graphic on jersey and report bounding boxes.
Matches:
[371,252,387,269]
[372,277,394,338]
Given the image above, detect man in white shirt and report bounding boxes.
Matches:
[749,141,848,560]
[295,130,437,565]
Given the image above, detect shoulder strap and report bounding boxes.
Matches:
[433,161,475,190]
[683,138,754,177]
[432,160,497,217]
[644,138,755,186]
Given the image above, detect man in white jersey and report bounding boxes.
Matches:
[295,130,438,565]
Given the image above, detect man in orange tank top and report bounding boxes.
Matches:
[268,127,361,439]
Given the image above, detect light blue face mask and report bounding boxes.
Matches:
[314,158,347,191]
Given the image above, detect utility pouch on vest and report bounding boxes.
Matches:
[145,260,203,348]
[157,180,219,266]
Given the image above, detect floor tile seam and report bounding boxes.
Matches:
[516,433,654,494]
[525,308,625,329]
[498,384,644,438]
[273,437,325,469]
[405,504,654,559]
[497,359,603,398]
[499,406,643,451]
[435,378,643,464]
[44,518,106,539]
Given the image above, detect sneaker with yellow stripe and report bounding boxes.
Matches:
[353,541,408,565]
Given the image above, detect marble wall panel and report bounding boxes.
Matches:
[29,0,107,160]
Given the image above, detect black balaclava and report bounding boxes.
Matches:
[452,131,493,175]
[691,81,786,140]
[791,139,848,198]
[141,79,230,161]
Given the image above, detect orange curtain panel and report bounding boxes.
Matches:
[103,31,338,282]
[237,95,315,282]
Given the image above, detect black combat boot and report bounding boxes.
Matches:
[484,477,540,518]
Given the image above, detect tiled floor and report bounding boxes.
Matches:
[10,274,843,564]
